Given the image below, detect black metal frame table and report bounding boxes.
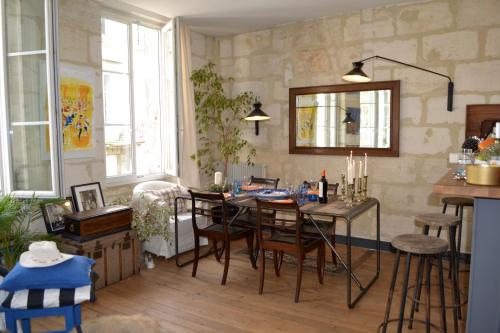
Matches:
[222,196,381,308]
[174,194,380,308]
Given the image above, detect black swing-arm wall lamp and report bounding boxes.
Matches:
[244,100,270,135]
[342,55,454,112]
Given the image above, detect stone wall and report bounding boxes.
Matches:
[57,1,216,203]
[216,0,500,249]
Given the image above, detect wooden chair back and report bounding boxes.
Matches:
[188,190,228,235]
[250,176,280,189]
[255,199,302,248]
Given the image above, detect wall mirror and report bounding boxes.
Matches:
[289,80,400,157]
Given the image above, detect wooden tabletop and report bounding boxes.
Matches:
[433,170,500,199]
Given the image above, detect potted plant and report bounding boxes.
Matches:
[0,195,57,269]
[190,62,256,181]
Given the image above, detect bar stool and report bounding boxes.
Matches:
[441,197,473,268]
[414,213,462,333]
[379,234,448,333]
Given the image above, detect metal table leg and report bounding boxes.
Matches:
[306,200,380,308]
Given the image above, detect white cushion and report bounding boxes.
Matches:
[142,212,210,258]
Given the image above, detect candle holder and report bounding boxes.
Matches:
[340,173,346,200]
[355,177,363,202]
[361,176,368,201]
[344,183,354,208]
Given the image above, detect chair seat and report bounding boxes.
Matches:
[392,234,448,255]
[302,219,334,236]
[200,223,251,238]
[441,196,474,206]
[415,213,461,228]
[267,232,320,248]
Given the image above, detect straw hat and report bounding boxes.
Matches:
[20,241,73,268]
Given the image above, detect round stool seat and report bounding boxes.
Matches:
[442,196,474,206]
[392,234,448,255]
[415,213,461,228]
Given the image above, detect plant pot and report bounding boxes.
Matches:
[210,205,240,224]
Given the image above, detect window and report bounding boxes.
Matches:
[0,0,62,197]
[101,16,176,183]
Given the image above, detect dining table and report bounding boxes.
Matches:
[174,192,381,309]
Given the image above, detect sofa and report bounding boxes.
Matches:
[131,181,209,258]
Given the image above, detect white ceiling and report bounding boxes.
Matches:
[103,0,413,36]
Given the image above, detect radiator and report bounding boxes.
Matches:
[224,163,267,184]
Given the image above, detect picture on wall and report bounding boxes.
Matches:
[71,182,105,212]
[59,64,96,158]
[41,199,75,234]
[296,106,317,146]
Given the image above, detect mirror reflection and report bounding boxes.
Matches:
[295,90,391,148]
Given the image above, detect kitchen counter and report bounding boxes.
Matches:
[433,170,500,333]
[433,170,500,199]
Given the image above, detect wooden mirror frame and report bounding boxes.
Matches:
[289,80,400,157]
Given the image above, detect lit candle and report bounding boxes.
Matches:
[364,153,368,176]
[350,150,353,163]
[346,157,350,181]
[214,172,222,185]
[359,160,363,179]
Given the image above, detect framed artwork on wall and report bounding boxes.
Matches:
[71,182,105,212]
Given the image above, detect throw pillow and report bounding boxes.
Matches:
[149,186,187,212]
[0,255,94,292]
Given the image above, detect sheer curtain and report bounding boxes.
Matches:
[176,19,200,188]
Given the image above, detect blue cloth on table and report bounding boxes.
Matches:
[0,256,94,292]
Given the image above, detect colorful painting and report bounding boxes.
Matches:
[60,65,95,158]
[296,106,317,146]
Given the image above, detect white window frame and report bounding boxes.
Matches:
[0,0,63,198]
[102,12,176,186]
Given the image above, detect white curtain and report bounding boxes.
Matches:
[176,19,201,189]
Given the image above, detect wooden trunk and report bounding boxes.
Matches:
[64,205,132,240]
[59,229,141,289]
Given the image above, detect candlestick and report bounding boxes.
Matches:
[356,177,363,202]
[340,173,346,200]
[361,175,368,201]
[358,160,363,179]
[344,183,354,208]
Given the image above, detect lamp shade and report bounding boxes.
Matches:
[244,101,270,121]
[342,62,371,83]
[342,111,356,124]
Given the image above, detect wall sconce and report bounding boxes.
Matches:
[244,100,270,135]
[342,55,454,111]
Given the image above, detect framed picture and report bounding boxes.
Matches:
[71,182,105,212]
[41,199,75,234]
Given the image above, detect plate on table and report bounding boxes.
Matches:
[240,185,264,191]
[253,189,290,201]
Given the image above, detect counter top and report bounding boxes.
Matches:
[433,170,500,199]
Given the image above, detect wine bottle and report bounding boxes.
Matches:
[319,169,328,204]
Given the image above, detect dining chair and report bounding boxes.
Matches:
[255,199,325,302]
[189,190,257,285]
[301,181,339,265]
[249,176,280,189]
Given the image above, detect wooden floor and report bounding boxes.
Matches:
[33,240,468,333]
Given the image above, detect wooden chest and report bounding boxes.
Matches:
[64,205,132,240]
[59,229,141,289]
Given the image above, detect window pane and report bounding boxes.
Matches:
[103,72,130,124]
[11,124,52,191]
[102,19,129,73]
[133,24,161,175]
[105,126,132,177]
[7,54,48,122]
[6,0,46,53]
[162,23,177,175]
